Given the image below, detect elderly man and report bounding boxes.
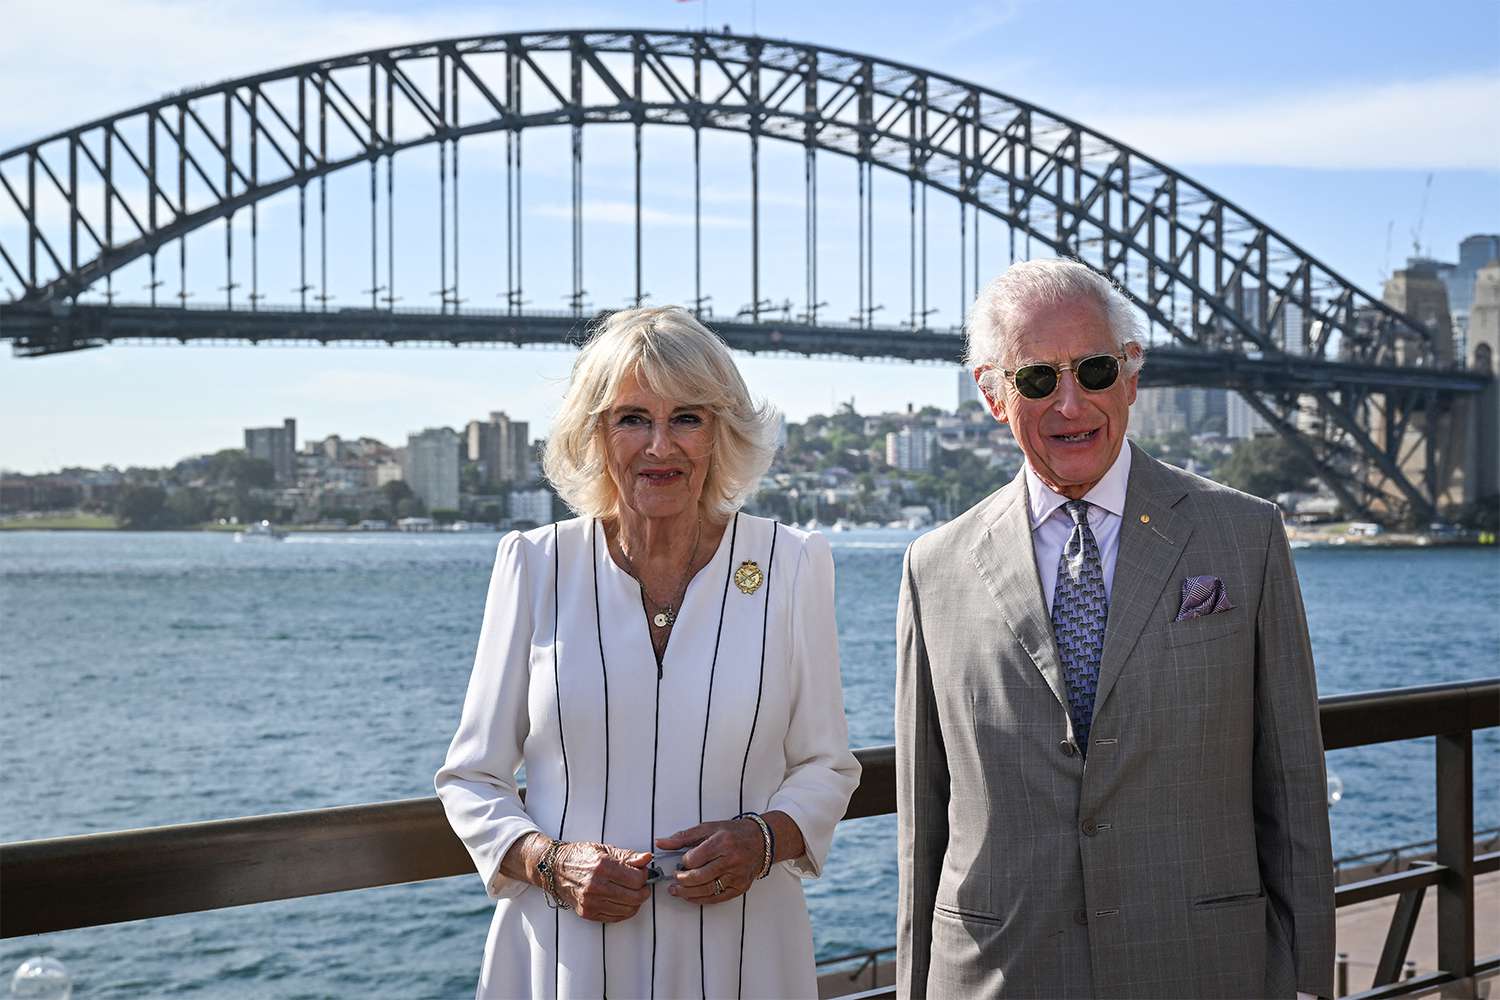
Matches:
[895,258,1334,999]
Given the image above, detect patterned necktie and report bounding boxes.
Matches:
[1051,500,1108,756]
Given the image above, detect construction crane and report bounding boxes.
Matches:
[1411,173,1434,259]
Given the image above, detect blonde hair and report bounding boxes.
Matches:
[542,307,779,521]
[966,258,1146,397]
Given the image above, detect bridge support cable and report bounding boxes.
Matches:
[364,66,379,311]
[436,55,449,316]
[176,103,189,308]
[386,70,397,312]
[750,38,763,325]
[318,72,330,314]
[453,55,464,315]
[633,35,644,309]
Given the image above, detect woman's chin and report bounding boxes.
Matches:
[624,490,697,521]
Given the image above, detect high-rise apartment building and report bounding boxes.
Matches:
[466,411,531,487]
[1226,391,1272,439]
[886,426,936,471]
[956,367,981,408]
[404,428,461,512]
[509,488,555,526]
[1447,235,1500,347]
[244,418,297,484]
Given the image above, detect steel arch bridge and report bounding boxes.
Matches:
[0,29,1487,522]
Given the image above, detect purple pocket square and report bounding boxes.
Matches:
[1176,575,1234,621]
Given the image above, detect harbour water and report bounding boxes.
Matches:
[1,529,1496,997]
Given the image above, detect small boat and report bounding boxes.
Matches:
[234,520,285,542]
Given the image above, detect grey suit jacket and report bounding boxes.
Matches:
[896,443,1335,999]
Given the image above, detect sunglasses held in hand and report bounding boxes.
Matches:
[996,351,1127,400]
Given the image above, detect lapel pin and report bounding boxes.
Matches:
[734,560,764,595]
[1139,514,1151,524]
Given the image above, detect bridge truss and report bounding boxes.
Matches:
[0,29,1486,521]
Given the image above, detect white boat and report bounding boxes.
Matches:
[234,520,285,542]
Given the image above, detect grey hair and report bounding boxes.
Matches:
[542,306,779,522]
[965,258,1146,397]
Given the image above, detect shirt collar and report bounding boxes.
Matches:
[1025,442,1132,530]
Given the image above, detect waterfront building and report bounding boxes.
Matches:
[956,367,980,407]
[508,487,554,526]
[1131,387,1187,439]
[1382,263,1465,511]
[1452,235,1500,335]
[465,411,529,487]
[1422,235,1500,350]
[1227,391,1273,439]
[244,418,297,484]
[373,461,403,487]
[403,428,460,513]
[1465,261,1500,503]
[885,426,936,471]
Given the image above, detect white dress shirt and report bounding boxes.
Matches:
[1027,444,1131,613]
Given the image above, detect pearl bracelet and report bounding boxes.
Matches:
[738,811,775,879]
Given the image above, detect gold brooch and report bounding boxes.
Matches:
[734,560,764,595]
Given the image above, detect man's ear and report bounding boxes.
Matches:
[976,367,1008,423]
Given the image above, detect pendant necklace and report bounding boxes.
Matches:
[617,517,702,629]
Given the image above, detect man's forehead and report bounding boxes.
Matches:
[1007,297,1115,359]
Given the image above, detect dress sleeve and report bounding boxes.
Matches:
[435,530,544,900]
[766,531,861,878]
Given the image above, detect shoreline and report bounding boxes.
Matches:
[5,518,1499,549]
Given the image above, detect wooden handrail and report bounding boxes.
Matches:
[2,679,1495,939]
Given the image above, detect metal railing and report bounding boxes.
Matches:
[1334,827,1500,882]
[2,679,1496,1000]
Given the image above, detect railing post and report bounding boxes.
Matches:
[1435,730,1474,981]
[1373,862,1430,985]
[1335,951,1349,997]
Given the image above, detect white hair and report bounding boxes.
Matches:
[542,306,779,522]
[965,258,1146,396]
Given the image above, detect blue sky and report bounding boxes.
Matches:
[2,0,1497,473]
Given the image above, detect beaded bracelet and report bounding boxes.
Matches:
[738,811,775,879]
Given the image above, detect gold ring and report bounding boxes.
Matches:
[713,877,725,896]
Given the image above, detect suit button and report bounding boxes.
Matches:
[1073,908,1088,926]
[1059,740,1078,757]
[1081,818,1099,836]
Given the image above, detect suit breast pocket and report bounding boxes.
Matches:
[1163,608,1244,648]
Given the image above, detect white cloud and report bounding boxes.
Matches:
[1078,73,1500,170]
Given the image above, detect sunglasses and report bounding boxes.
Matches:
[996,351,1127,400]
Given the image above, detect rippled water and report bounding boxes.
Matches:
[1,530,1495,997]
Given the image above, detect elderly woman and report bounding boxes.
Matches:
[436,306,860,999]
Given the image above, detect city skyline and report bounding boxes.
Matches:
[3,0,1497,473]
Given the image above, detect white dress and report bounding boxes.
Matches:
[436,512,861,1000]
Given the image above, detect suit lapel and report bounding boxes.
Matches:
[1093,444,1192,714]
[969,471,1070,715]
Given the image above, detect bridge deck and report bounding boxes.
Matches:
[2,302,1489,395]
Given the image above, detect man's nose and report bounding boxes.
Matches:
[1052,370,1088,415]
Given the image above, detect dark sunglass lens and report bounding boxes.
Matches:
[1076,354,1120,391]
[1014,364,1058,399]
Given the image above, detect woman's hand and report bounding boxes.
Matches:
[655,818,765,905]
[551,841,653,922]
